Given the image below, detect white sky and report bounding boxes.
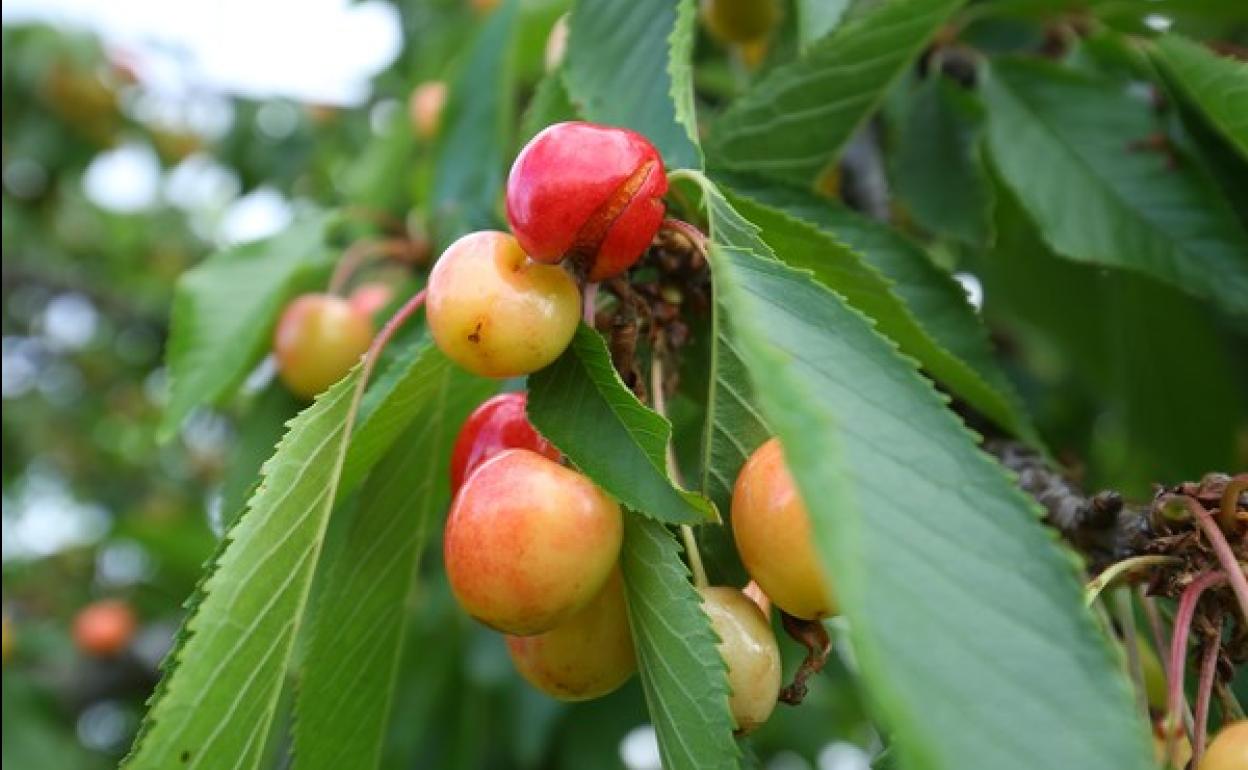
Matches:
[2,0,402,106]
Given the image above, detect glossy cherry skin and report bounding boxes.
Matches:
[450,392,560,493]
[732,438,837,620]
[700,586,781,734]
[427,231,580,378]
[506,569,636,701]
[73,599,137,657]
[506,122,667,282]
[1201,721,1248,770]
[444,449,622,636]
[273,294,374,400]
[409,81,447,140]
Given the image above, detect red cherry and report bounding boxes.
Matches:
[506,122,667,282]
[450,392,560,493]
[73,599,137,658]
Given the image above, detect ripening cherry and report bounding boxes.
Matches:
[273,294,374,399]
[731,438,837,620]
[426,231,580,378]
[506,569,635,701]
[444,449,622,636]
[347,282,395,319]
[409,81,447,141]
[1201,721,1248,770]
[73,599,137,658]
[450,392,560,493]
[700,0,779,45]
[700,586,781,734]
[506,122,667,282]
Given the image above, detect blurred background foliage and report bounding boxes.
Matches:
[1,0,1245,768]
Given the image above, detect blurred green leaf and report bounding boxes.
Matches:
[687,171,1155,770]
[1151,34,1248,160]
[565,0,701,169]
[982,58,1248,320]
[293,363,492,770]
[707,0,965,186]
[796,0,852,49]
[160,212,333,438]
[528,325,717,524]
[219,383,300,528]
[891,76,993,245]
[521,68,579,145]
[620,516,738,770]
[126,368,363,769]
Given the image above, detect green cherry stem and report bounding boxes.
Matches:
[649,350,709,589]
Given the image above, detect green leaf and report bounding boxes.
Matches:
[292,363,492,770]
[891,77,993,245]
[218,383,301,529]
[981,57,1248,320]
[717,182,1038,444]
[796,0,851,50]
[686,172,1154,770]
[1152,34,1248,161]
[707,0,965,186]
[521,68,579,145]
[432,0,518,242]
[565,0,701,169]
[160,212,332,438]
[126,369,364,769]
[528,325,716,524]
[620,516,738,770]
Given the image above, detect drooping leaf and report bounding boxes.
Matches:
[687,172,1154,770]
[890,76,994,245]
[718,182,1038,444]
[981,57,1248,320]
[160,212,333,438]
[1152,35,1248,160]
[528,325,716,524]
[432,0,518,242]
[292,363,492,770]
[620,516,738,770]
[125,368,364,769]
[565,0,701,169]
[707,0,965,186]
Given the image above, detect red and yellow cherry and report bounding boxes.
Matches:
[732,438,836,620]
[273,293,374,399]
[700,0,779,45]
[73,599,137,658]
[409,81,447,141]
[444,449,622,636]
[1151,721,1191,769]
[348,282,395,319]
[700,586,781,734]
[506,122,667,282]
[506,569,635,701]
[450,392,560,493]
[1201,721,1248,770]
[426,231,580,378]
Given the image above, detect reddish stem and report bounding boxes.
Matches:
[327,239,396,296]
[1180,495,1248,621]
[660,217,709,260]
[1191,634,1220,766]
[365,289,427,369]
[1165,572,1226,766]
[583,282,599,325]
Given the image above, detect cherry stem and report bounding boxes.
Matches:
[650,351,708,589]
[1139,588,1194,738]
[327,239,394,296]
[1178,495,1248,622]
[1165,571,1226,767]
[1215,679,1245,721]
[1111,590,1148,723]
[1192,630,1220,766]
[583,282,599,325]
[1085,555,1181,606]
[1222,473,1247,532]
[659,217,710,263]
[777,612,832,706]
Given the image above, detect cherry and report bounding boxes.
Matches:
[505,122,667,282]
[273,293,374,399]
[409,81,447,141]
[426,231,580,378]
[732,438,837,621]
[450,392,560,493]
[700,586,781,734]
[347,282,395,318]
[506,569,635,701]
[700,0,779,45]
[444,448,622,636]
[1201,721,1247,770]
[73,599,137,658]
